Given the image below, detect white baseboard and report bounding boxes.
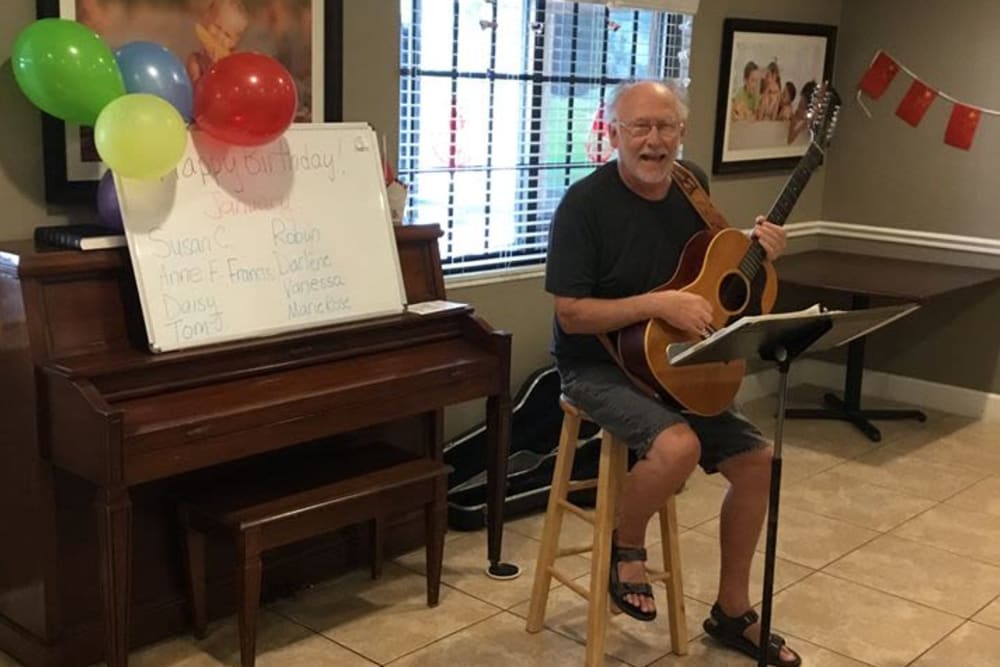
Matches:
[785,220,1000,257]
[783,220,1000,270]
[737,360,1000,422]
[735,221,1000,421]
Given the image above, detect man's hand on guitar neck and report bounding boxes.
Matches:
[751,216,787,261]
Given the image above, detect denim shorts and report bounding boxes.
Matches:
[557,360,768,473]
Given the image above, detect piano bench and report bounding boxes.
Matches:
[176,443,450,667]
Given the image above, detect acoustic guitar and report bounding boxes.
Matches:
[615,86,842,416]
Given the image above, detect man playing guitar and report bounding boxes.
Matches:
[545,80,799,667]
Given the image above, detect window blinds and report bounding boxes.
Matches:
[398,0,693,278]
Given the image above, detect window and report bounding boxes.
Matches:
[398,0,694,279]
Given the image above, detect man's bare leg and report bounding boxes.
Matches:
[614,423,699,613]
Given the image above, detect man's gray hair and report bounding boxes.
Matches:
[606,79,690,121]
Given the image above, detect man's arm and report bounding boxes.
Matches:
[555,290,713,337]
[554,294,655,335]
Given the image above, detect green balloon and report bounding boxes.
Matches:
[12,18,125,126]
[95,94,188,180]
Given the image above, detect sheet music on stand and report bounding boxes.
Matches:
[667,303,920,367]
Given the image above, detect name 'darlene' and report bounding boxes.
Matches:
[274,247,332,275]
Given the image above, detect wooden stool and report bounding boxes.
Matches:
[526,397,687,665]
[178,443,450,667]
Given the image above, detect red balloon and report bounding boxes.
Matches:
[193,52,297,146]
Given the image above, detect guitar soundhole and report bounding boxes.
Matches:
[718,272,749,313]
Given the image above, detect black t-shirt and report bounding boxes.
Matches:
[544,159,710,363]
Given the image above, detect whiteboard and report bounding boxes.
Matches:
[116,123,406,353]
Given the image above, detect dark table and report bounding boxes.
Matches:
[775,250,1000,441]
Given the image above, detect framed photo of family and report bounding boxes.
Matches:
[37,0,343,204]
[712,18,836,174]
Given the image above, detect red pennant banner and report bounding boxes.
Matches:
[895,80,936,127]
[860,50,997,151]
[944,104,981,150]
[858,52,899,99]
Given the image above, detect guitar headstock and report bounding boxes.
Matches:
[807,83,842,151]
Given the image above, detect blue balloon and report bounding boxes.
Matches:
[114,41,193,122]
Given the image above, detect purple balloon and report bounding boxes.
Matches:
[96,170,123,231]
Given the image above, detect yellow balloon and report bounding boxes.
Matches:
[94,93,187,180]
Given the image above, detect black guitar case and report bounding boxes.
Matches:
[444,365,602,531]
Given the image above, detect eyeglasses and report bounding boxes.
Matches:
[615,120,683,139]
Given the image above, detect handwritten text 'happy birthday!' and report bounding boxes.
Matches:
[179,146,337,193]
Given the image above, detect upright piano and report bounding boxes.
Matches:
[0,224,513,667]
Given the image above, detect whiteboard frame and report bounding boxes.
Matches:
[119,123,408,353]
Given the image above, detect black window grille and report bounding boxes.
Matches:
[398,0,693,278]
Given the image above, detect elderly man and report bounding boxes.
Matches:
[544,80,800,667]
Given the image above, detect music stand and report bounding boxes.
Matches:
[667,302,918,667]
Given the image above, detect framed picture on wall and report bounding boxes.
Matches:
[36,0,343,204]
[712,18,836,174]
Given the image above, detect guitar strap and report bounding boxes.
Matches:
[595,161,730,398]
[670,161,731,234]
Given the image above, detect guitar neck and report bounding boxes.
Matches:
[766,143,825,226]
[744,143,825,271]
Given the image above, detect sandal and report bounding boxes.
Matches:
[703,602,802,667]
[608,538,656,622]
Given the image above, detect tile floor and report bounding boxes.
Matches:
[2,386,999,667]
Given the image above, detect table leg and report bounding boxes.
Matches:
[485,393,519,580]
[95,486,132,667]
[785,294,926,441]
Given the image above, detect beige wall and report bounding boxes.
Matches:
[0,1,48,241]
[6,0,997,436]
[824,0,1000,236]
[342,1,399,161]
[823,0,1000,393]
[0,0,845,438]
